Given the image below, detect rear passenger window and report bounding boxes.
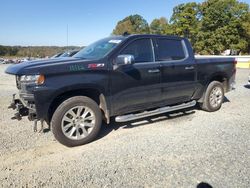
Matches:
[156,39,186,61]
[119,39,154,63]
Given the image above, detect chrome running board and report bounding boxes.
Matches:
[115,100,196,122]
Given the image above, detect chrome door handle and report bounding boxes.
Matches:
[148,69,160,73]
[185,66,194,70]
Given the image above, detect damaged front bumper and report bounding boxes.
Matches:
[8,94,45,132]
[8,94,37,121]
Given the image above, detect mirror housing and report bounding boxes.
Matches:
[115,55,135,66]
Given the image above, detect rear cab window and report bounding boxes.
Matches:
[155,38,187,62]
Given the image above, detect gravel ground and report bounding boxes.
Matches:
[0,64,249,188]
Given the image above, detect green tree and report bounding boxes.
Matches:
[0,46,7,56]
[241,11,250,54]
[0,46,19,56]
[112,14,150,35]
[196,0,250,54]
[150,17,172,35]
[170,2,200,47]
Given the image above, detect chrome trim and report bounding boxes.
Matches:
[150,39,156,62]
[148,69,160,73]
[115,100,196,122]
[185,66,194,70]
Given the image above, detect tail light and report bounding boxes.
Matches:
[233,59,237,66]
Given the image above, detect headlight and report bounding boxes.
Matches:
[20,74,45,85]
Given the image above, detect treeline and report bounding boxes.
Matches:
[0,45,81,58]
[112,0,250,55]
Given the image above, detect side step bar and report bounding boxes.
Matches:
[115,100,196,122]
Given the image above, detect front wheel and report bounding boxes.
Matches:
[199,81,224,112]
[51,96,102,147]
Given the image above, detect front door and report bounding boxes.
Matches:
[110,38,162,115]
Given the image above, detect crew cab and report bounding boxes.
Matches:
[5,34,236,147]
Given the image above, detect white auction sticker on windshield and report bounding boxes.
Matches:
[109,40,122,44]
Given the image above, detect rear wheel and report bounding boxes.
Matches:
[200,81,224,112]
[51,96,102,147]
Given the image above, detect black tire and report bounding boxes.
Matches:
[199,81,224,112]
[51,96,102,147]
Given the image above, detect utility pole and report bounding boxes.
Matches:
[67,24,69,52]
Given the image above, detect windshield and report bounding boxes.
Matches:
[73,37,124,59]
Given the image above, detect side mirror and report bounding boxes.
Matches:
[115,55,135,66]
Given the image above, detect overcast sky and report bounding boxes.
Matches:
[0,0,249,46]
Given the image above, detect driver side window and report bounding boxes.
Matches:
[119,39,154,63]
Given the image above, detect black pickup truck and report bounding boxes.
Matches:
[5,34,236,147]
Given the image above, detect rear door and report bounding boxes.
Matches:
[110,38,162,115]
[155,37,196,105]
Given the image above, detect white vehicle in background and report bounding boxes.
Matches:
[20,58,29,63]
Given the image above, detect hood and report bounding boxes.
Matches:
[5,57,101,75]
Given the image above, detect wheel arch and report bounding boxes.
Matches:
[47,87,110,124]
[208,73,228,91]
[198,73,228,103]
